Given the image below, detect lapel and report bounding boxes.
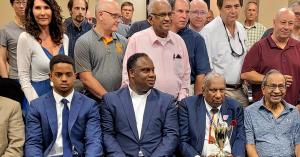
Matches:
[197,97,207,148]
[119,87,139,141]
[45,92,58,139]
[69,92,82,132]
[220,100,233,126]
[140,90,156,141]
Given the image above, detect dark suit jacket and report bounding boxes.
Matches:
[101,87,179,157]
[178,95,245,157]
[25,91,103,157]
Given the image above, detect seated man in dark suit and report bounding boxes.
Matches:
[101,53,179,157]
[178,72,245,157]
[25,55,103,157]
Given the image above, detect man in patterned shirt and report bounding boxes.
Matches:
[243,1,266,49]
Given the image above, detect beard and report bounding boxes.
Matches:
[75,15,85,23]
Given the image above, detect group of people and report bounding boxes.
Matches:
[0,0,300,156]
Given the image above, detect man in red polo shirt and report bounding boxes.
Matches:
[241,8,300,108]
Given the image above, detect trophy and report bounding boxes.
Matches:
[214,121,234,157]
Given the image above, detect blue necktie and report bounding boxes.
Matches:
[61,99,72,157]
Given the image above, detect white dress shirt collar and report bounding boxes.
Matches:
[53,89,74,108]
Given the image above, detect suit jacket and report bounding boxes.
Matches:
[101,87,179,157]
[0,96,25,157]
[25,91,103,157]
[178,95,245,157]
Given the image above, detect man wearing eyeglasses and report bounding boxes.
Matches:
[75,0,128,102]
[189,0,209,32]
[200,0,248,107]
[122,0,191,101]
[169,0,210,96]
[244,69,300,157]
[241,8,300,108]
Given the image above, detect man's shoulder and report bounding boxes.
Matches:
[0,96,20,110]
[151,88,174,100]
[76,29,95,42]
[181,27,205,40]
[130,27,151,38]
[224,96,242,108]
[30,92,52,109]
[245,99,263,112]
[73,91,96,104]
[254,22,266,29]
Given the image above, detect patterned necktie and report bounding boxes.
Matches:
[209,108,219,144]
[61,99,72,157]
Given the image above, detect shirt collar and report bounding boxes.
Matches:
[92,27,118,41]
[177,26,189,34]
[148,27,174,45]
[204,99,222,113]
[258,97,294,112]
[53,89,74,107]
[128,86,151,98]
[267,34,297,49]
[243,22,258,29]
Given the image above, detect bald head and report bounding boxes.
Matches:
[148,0,171,14]
[274,8,295,20]
[189,0,208,31]
[190,0,208,10]
[95,0,120,13]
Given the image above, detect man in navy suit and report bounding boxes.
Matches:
[178,72,245,157]
[101,53,179,157]
[25,55,103,157]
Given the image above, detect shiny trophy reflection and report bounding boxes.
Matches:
[214,121,233,157]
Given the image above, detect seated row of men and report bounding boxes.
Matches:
[1,54,299,156]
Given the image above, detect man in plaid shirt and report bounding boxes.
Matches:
[243,1,266,49]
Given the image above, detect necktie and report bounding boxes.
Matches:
[209,108,219,144]
[61,99,72,157]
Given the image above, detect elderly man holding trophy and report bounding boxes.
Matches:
[178,72,245,157]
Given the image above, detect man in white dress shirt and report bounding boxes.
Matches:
[178,72,245,157]
[101,53,179,157]
[25,55,102,157]
[200,0,248,107]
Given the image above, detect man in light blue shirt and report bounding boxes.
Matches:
[245,69,300,157]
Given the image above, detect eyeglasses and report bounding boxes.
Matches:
[222,21,245,57]
[101,10,122,19]
[14,0,27,6]
[190,10,207,16]
[150,12,172,18]
[264,84,286,91]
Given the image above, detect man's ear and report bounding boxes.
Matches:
[48,72,52,81]
[128,69,135,79]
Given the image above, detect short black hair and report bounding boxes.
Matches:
[68,0,88,11]
[127,53,149,72]
[50,54,75,72]
[121,1,134,11]
[10,0,14,5]
[217,0,243,9]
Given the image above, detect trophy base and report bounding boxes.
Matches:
[216,150,228,157]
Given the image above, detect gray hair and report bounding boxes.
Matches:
[147,0,171,14]
[289,0,300,9]
[203,71,226,88]
[274,7,295,20]
[261,69,286,87]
